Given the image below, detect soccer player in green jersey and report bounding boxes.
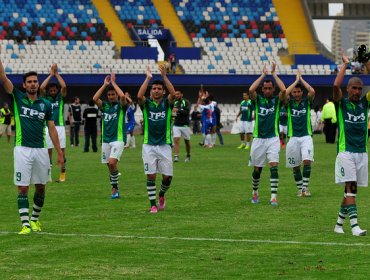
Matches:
[333,50,369,236]
[235,92,254,150]
[0,59,64,235]
[93,73,127,199]
[284,69,315,197]
[137,64,176,213]
[40,63,67,183]
[248,62,287,206]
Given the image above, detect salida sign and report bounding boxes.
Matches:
[136,28,168,40]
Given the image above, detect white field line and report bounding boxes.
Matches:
[0,231,369,247]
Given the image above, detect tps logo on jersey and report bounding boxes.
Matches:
[346,112,365,123]
[20,106,45,120]
[258,107,275,116]
[149,111,166,121]
[291,108,307,117]
[104,112,117,121]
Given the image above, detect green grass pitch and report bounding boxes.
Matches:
[1,133,370,279]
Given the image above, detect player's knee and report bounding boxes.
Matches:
[163,176,172,186]
[270,166,278,178]
[252,168,262,179]
[147,174,156,181]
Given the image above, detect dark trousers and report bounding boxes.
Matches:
[192,121,201,134]
[70,123,81,146]
[323,119,337,143]
[216,127,224,145]
[84,127,97,152]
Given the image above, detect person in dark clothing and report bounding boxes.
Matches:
[173,90,191,162]
[321,98,337,143]
[191,105,202,134]
[0,102,12,142]
[214,105,224,145]
[83,100,99,152]
[68,96,82,147]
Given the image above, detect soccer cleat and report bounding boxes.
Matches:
[30,220,42,232]
[352,227,367,236]
[334,225,345,234]
[244,146,250,150]
[111,191,120,199]
[158,196,166,210]
[174,156,179,162]
[270,198,278,206]
[58,172,66,182]
[237,144,246,149]
[302,189,311,197]
[18,226,31,235]
[150,205,158,213]
[251,194,259,204]
[185,156,190,162]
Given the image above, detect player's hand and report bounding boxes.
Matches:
[262,64,268,75]
[159,64,167,77]
[146,65,152,79]
[56,150,64,167]
[342,48,349,64]
[271,61,276,74]
[104,75,111,86]
[296,68,302,80]
[51,63,58,75]
[110,72,116,84]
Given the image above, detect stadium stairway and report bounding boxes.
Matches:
[151,0,193,47]
[272,0,317,64]
[91,0,134,47]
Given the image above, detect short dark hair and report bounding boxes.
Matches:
[293,83,304,90]
[73,96,79,101]
[47,82,59,90]
[106,85,116,92]
[151,80,165,89]
[263,79,275,87]
[88,100,95,106]
[23,71,38,83]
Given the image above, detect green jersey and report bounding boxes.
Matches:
[279,106,288,126]
[12,87,53,148]
[101,101,127,143]
[240,100,253,121]
[336,97,369,153]
[44,93,64,126]
[287,97,312,137]
[253,95,280,138]
[141,97,173,145]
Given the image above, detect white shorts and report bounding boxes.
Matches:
[101,141,124,163]
[286,136,314,167]
[14,146,50,186]
[279,125,287,135]
[335,152,368,187]
[142,144,173,176]
[240,121,254,134]
[249,137,280,167]
[173,126,191,140]
[46,126,66,149]
[0,123,12,135]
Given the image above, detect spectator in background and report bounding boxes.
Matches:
[68,96,82,147]
[0,102,12,142]
[191,105,202,134]
[83,100,99,153]
[321,98,337,143]
[124,93,136,149]
[169,53,176,74]
[214,104,224,145]
[316,107,323,133]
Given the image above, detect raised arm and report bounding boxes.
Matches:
[159,64,176,103]
[54,64,67,98]
[333,49,348,102]
[137,65,152,105]
[249,65,267,100]
[299,73,315,102]
[110,72,127,107]
[271,61,286,93]
[0,59,14,94]
[286,70,300,95]
[40,64,56,97]
[93,75,111,108]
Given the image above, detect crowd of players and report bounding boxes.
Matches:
[0,51,369,237]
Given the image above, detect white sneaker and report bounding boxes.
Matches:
[334,225,345,234]
[302,189,311,197]
[352,227,367,236]
[297,190,303,197]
